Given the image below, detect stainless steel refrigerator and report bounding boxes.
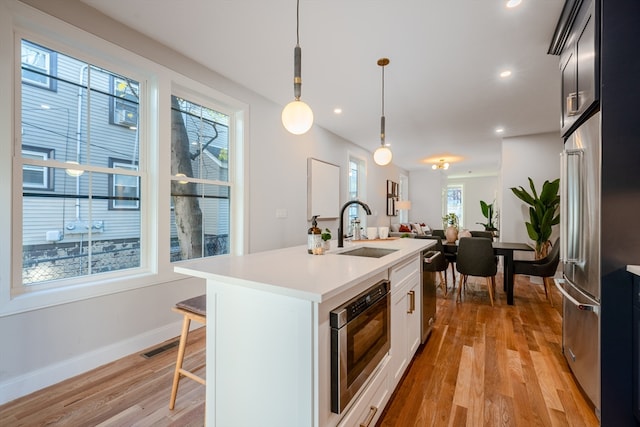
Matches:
[556,111,601,417]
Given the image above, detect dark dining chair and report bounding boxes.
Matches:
[513,238,560,306]
[455,237,498,306]
[470,230,494,239]
[431,229,456,284]
[421,236,450,295]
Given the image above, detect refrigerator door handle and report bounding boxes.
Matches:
[554,278,599,314]
[560,151,567,263]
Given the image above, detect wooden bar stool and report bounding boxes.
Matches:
[169,294,206,410]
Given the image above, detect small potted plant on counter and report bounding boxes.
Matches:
[321,228,332,251]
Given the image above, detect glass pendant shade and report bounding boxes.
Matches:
[374,145,393,166]
[282,99,314,135]
[373,58,392,166]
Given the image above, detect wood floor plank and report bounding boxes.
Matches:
[0,276,599,427]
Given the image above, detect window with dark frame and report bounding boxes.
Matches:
[22,146,54,190]
[21,40,57,91]
[110,75,139,128]
[109,158,140,210]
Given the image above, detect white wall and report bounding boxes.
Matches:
[500,131,563,246]
[407,169,444,228]
[447,175,498,231]
[0,0,407,404]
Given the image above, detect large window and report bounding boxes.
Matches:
[445,184,464,228]
[170,95,230,261]
[347,155,367,235]
[7,18,244,313]
[19,38,142,288]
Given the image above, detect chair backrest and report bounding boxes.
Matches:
[544,237,561,271]
[470,230,494,239]
[456,237,497,277]
[421,236,448,272]
[432,229,445,238]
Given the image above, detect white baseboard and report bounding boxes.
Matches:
[0,320,184,405]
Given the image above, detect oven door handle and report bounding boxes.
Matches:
[553,278,599,314]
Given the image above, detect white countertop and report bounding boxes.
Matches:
[174,238,434,303]
[627,265,640,276]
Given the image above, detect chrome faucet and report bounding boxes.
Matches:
[338,200,372,247]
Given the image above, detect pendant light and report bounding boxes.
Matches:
[373,58,392,166]
[281,0,314,135]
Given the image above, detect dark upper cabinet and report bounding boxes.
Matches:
[550,0,599,137]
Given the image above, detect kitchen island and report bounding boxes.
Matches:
[174,237,433,427]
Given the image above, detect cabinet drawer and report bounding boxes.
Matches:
[338,357,390,427]
[390,254,420,291]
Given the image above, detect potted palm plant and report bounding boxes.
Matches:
[510,177,560,258]
[476,200,498,235]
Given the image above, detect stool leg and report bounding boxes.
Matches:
[169,315,192,410]
[486,277,495,306]
[543,277,553,306]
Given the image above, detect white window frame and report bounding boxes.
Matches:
[445,183,464,228]
[398,174,409,223]
[347,153,368,232]
[1,2,247,317]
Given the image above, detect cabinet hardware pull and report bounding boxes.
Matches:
[408,290,415,313]
[566,92,579,115]
[360,405,378,427]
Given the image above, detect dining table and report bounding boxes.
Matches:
[441,239,534,305]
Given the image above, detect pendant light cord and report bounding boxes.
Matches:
[381,65,385,117]
[296,0,300,46]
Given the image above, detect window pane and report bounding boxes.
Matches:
[22,169,141,286]
[170,94,231,262]
[170,96,229,182]
[446,185,464,227]
[170,183,230,262]
[20,39,143,288]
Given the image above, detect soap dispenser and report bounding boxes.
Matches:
[308,215,322,254]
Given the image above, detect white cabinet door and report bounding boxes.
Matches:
[389,254,421,390]
[407,275,422,358]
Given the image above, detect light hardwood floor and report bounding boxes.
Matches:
[0,274,599,426]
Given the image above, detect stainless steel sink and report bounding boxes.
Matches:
[336,247,398,258]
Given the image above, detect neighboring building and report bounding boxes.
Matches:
[20,39,229,285]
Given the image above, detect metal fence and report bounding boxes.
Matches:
[23,234,228,285]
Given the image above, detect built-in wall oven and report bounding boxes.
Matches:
[330,279,390,414]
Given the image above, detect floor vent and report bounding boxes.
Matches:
[141,339,179,359]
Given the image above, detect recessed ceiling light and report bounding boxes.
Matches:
[506,0,522,8]
[495,127,505,133]
[499,70,512,78]
[333,107,342,114]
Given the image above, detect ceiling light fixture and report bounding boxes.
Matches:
[506,0,522,8]
[499,70,512,78]
[281,0,313,135]
[432,159,450,170]
[373,58,393,166]
[495,127,505,133]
